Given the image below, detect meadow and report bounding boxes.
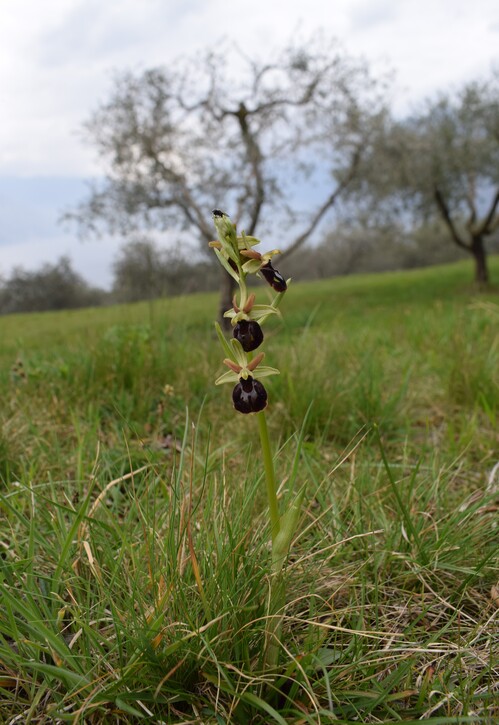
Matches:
[0,258,498,724]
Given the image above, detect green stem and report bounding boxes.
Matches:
[258,409,283,669]
[257,410,280,543]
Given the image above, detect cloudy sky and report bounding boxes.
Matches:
[1,0,498,287]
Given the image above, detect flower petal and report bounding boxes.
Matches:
[215,370,240,386]
[252,365,280,378]
[232,376,268,414]
[233,320,264,352]
[241,259,263,274]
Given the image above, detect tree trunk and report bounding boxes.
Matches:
[471,235,489,285]
[219,270,236,331]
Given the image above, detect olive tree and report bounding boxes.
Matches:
[355,72,499,284]
[111,237,219,302]
[112,237,167,303]
[67,36,387,313]
[0,257,104,314]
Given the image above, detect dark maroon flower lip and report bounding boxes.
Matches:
[260,261,287,292]
[232,375,268,414]
[233,319,264,352]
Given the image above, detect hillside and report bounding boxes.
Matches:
[0,258,497,723]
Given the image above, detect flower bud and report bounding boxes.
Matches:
[232,375,268,414]
[233,319,264,352]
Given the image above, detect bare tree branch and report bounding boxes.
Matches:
[281,149,362,260]
[66,36,384,305]
[142,141,214,240]
[464,174,477,231]
[232,102,265,234]
[433,187,471,251]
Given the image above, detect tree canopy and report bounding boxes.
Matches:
[111,237,219,302]
[353,71,499,283]
[67,35,387,293]
[0,257,104,314]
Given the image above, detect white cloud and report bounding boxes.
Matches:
[0,0,498,283]
[1,0,498,175]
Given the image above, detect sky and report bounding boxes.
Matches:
[0,0,498,288]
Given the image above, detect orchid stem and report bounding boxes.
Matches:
[257,409,284,670]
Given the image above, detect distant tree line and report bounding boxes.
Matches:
[0,257,106,314]
[110,237,220,302]
[4,219,497,315]
[0,245,218,315]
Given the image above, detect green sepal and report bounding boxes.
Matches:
[215,370,240,386]
[214,248,240,281]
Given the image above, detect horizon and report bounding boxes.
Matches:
[1,0,498,287]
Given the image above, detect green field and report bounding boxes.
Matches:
[0,258,498,723]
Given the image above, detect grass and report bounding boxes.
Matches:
[0,258,498,723]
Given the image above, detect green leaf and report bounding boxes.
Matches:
[288,402,312,492]
[215,322,234,359]
[24,662,90,689]
[115,697,147,718]
[272,486,305,571]
[238,691,288,725]
[313,647,342,667]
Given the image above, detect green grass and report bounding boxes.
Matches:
[0,258,498,723]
